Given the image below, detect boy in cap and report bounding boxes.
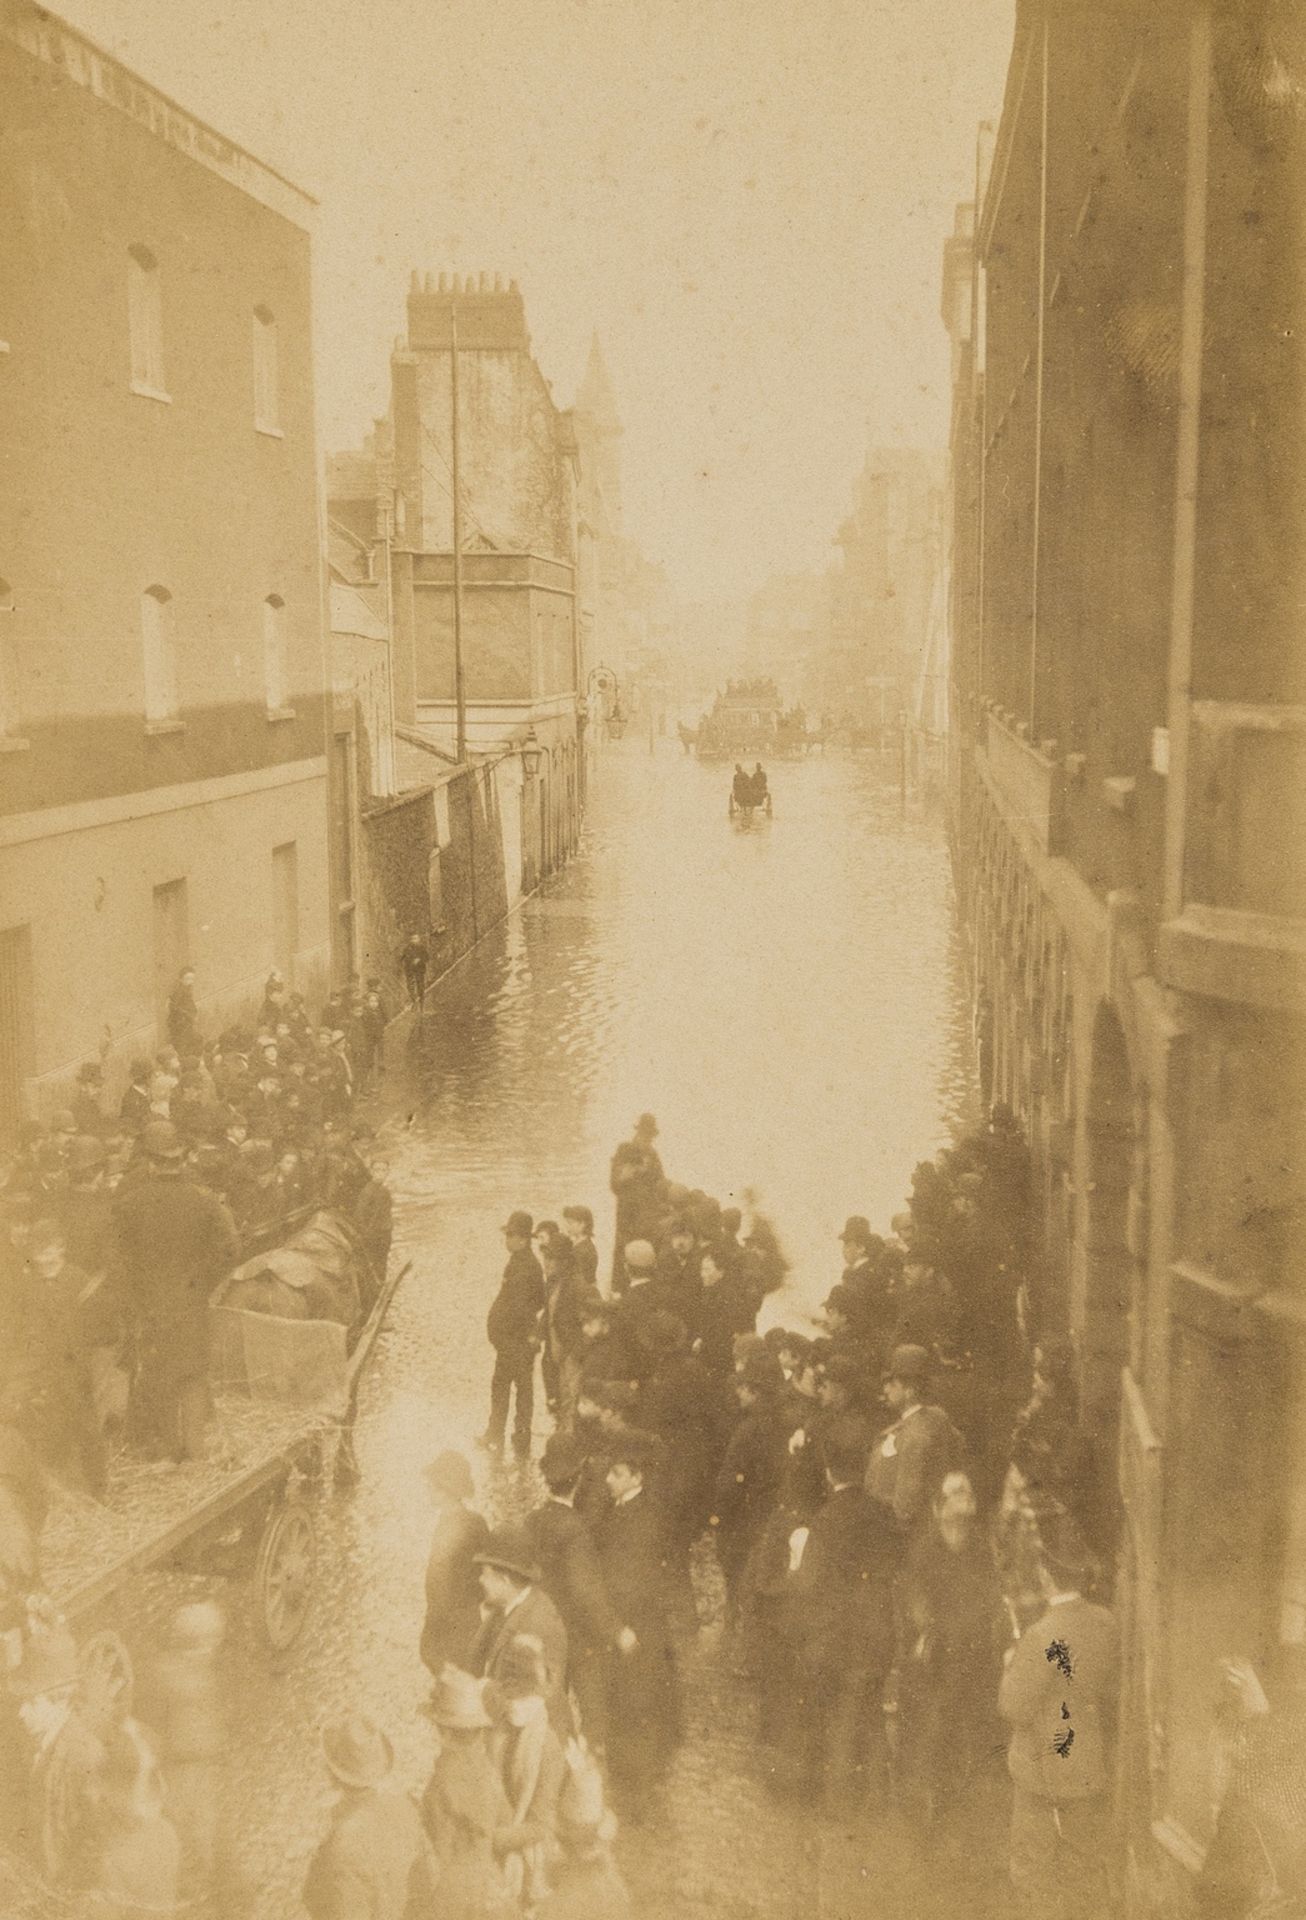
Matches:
[420,1668,509,1918]
[487,1635,567,1910]
[481,1212,545,1460]
[303,1713,431,1920]
[537,1736,631,1920]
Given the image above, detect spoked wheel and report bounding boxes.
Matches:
[40,1630,134,1878]
[254,1497,317,1653]
[77,1628,134,1735]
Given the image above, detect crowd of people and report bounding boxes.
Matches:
[0,965,396,1560]
[333,1106,1119,1919]
[1,1071,1301,1919]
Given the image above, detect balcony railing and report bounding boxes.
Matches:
[979,705,1067,853]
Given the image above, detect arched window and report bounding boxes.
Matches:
[252,305,280,433]
[263,594,287,713]
[127,245,165,395]
[141,585,177,722]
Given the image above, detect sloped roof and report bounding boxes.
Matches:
[329,581,388,642]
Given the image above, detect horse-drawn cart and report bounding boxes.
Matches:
[46,1228,408,1663]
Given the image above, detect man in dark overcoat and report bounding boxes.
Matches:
[779,1415,898,1812]
[470,1530,571,1735]
[112,1121,238,1460]
[595,1431,682,1814]
[523,1433,629,1757]
[608,1115,667,1289]
[481,1211,545,1460]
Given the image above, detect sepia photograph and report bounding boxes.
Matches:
[1,0,1304,1914]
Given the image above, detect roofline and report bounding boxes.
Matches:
[3,0,318,229]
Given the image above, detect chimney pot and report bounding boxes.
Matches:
[423,272,433,294]
[438,272,448,293]
[509,278,520,294]
[494,273,502,292]
[409,270,420,293]
[479,271,488,292]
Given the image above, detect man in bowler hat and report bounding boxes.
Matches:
[481,1212,545,1460]
[471,1531,571,1734]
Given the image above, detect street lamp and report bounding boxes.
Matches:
[521,724,543,780]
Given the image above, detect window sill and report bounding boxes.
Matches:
[266,705,297,724]
[131,381,173,405]
[145,718,186,737]
[255,421,284,440]
[0,733,30,754]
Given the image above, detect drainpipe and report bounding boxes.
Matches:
[1028,13,1050,732]
[1163,6,1212,925]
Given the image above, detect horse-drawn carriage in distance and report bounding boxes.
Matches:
[681,677,811,761]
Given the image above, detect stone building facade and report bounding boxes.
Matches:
[944,3,1306,1910]
[385,274,582,882]
[0,1,329,1131]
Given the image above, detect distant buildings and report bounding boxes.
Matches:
[943,5,1306,1911]
[820,449,944,736]
[0,0,329,1128]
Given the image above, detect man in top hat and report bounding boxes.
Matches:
[112,1120,238,1461]
[471,1531,570,1734]
[481,1212,546,1460]
[303,1713,432,1920]
[608,1115,668,1290]
[864,1345,966,1538]
[998,1516,1117,1920]
[523,1434,628,1756]
[119,1060,155,1137]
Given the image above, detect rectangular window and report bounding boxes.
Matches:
[263,594,287,712]
[128,246,166,396]
[253,306,280,433]
[272,841,299,984]
[152,879,188,1031]
[141,586,178,723]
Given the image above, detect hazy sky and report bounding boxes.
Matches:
[57,0,1013,600]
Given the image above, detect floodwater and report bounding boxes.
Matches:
[128,743,991,1917]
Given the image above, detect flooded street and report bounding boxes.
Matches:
[216,741,988,1917]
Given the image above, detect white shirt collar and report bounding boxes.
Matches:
[1047,1590,1082,1607]
[615,1485,642,1507]
[502,1584,532,1618]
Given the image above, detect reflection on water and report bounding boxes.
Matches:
[214,742,976,1913]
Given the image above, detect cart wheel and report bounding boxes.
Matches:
[77,1629,134,1737]
[254,1497,317,1652]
